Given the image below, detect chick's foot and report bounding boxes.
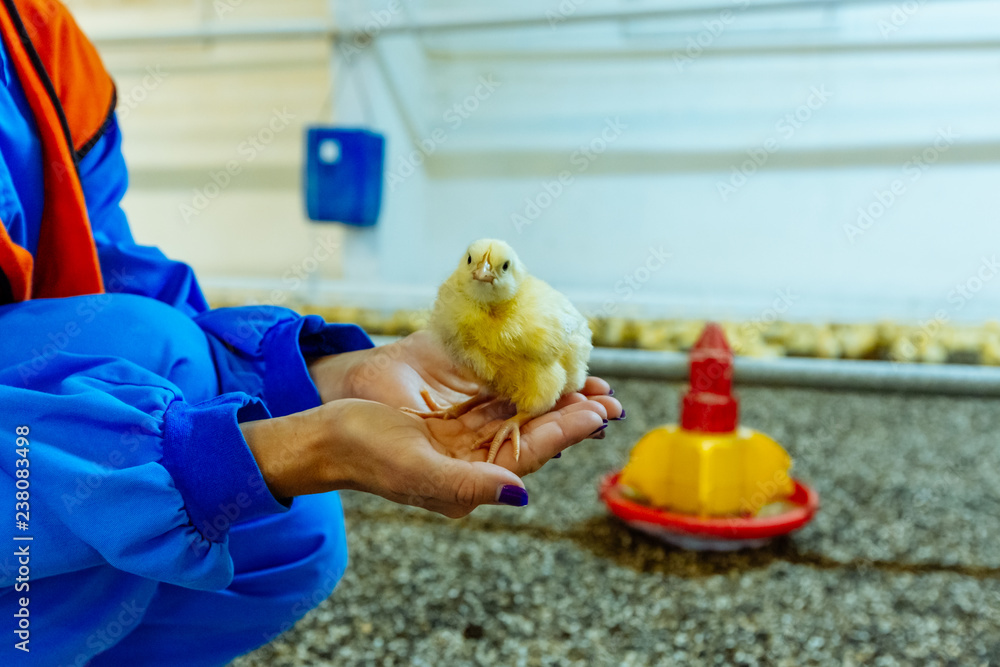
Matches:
[479,412,534,464]
[401,389,492,420]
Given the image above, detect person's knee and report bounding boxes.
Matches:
[1,293,215,399]
[94,294,214,388]
[285,557,347,621]
[73,294,216,399]
[84,500,348,667]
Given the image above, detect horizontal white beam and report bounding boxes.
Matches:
[86,0,989,50]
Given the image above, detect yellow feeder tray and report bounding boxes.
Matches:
[620,424,793,516]
[618,323,795,518]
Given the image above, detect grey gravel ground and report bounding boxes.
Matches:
[230,378,1000,667]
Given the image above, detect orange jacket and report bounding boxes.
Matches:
[0,0,114,302]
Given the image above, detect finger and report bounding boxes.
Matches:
[510,408,607,470]
[580,376,613,396]
[437,458,527,512]
[552,392,622,420]
[458,396,619,457]
[524,401,608,444]
[541,398,610,423]
[584,395,623,420]
[552,392,589,410]
[503,400,609,459]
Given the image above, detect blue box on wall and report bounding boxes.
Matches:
[305,127,385,225]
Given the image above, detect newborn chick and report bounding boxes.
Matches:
[405,239,593,463]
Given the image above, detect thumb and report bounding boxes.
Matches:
[444,459,528,509]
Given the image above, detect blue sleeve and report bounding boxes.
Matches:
[79,114,375,417]
[194,308,374,417]
[0,356,288,591]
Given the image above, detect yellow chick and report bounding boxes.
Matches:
[406,239,593,464]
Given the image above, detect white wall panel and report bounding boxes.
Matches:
[63,1,1000,324]
[335,0,1000,324]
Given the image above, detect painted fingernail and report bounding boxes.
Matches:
[608,388,615,396]
[589,422,608,437]
[553,452,562,459]
[496,485,528,507]
[612,408,626,421]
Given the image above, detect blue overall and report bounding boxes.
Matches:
[0,36,372,666]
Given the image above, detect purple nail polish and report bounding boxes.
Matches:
[613,408,626,421]
[553,452,562,459]
[589,423,608,437]
[608,388,615,396]
[496,485,528,507]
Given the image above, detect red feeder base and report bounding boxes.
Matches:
[599,471,819,551]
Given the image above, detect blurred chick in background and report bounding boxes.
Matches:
[404,239,593,463]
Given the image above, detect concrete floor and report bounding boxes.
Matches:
[230,378,1000,666]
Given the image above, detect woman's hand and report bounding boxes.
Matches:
[308,330,620,417]
[309,331,479,410]
[288,331,622,516]
[240,395,613,518]
[308,330,488,410]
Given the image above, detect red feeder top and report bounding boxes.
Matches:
[680,322,739,433]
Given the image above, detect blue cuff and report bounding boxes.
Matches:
[262,314,374,417]
[162,394,290,543]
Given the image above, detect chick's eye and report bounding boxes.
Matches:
[502,261,510,271]
[467,255,472,264]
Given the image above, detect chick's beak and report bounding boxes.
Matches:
[472,258,496,284]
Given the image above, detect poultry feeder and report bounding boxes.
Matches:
[600,323,819,551]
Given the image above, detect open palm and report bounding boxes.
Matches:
[346,330,483,411]
[337,331,618,467]
[329,396,611,517]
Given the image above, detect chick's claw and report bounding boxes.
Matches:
[480,412,533,464]
[400,389,448,418]
[401,389,492,420]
